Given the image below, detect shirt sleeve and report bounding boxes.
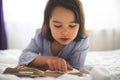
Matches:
[18,29,43,66]
[69,37,89,70]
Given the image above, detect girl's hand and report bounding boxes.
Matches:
[46,57,73,73]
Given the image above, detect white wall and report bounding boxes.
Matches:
[3,0,47,49]
[82,0,120,51]
[5,22,41,49]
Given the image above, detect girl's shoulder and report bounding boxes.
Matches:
[73,37,89,49]
[35,29,41,36]
[34,29,49,43]
[35,29,48,40]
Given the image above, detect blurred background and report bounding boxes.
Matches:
[1,0,120,51]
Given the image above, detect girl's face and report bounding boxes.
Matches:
[49,7,79,45]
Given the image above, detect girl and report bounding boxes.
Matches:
[18,0,89,73]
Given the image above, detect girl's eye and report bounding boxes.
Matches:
[69,23,79,28]
[54,24,62,28]
[69,25,76,28]
[69,24,77,28]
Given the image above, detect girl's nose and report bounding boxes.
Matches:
[61,28,68,35]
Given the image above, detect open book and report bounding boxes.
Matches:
[3,67,83,78]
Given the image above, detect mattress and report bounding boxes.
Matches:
[0,49,120,80]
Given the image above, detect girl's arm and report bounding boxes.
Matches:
[18,29,43,66]
[29,56,73,72]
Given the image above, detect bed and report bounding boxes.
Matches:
[0,49,120,80]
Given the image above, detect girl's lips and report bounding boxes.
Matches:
[60,38,69,41]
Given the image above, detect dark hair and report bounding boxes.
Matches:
[41,0,87,42]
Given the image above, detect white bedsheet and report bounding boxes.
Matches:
[0,49,120,80]
[85,50,120,80]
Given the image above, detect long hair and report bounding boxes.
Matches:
[41,0,87,42]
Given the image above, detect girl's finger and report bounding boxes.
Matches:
[53,63,58,71]
[61,63,67,73]
[58,63,62,72]
[48,64,54,71]
[67,65,73,71]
